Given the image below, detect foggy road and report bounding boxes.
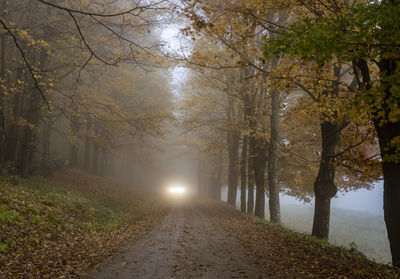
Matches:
[88,200,265,279]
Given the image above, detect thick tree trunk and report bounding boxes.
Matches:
[377,124,400,267]
[16,92,41,176]
[355,54,400,266]
[247,140,255,215]
[311,121,340,239]
[4,70,23,164]
[253,137,267,218]
[240,136,248,212]
[16,72,44,175]
[15,41,49,175]
[375,56,400,267]
[268,90,280,223]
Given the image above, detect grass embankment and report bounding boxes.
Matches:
[0,169,165,278]
[208,201,400,279]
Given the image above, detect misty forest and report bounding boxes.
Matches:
[0,0,400,278]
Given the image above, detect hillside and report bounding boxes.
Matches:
[0,169,166,278]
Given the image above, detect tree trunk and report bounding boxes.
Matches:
[198,156,205,196]
[4,69,23,164]
[69,118,80,168]
[91,123,100,175]
[227,130,240,206]
[16,91,41,176]
[247,140,255,215]
[210,150,223,200]
[268,90,281,223]
[226,94,240,207]
[240,136,248,212]
[253,137,267,218]
[15,40,49,175]
[98,150,106,176]
[354,55,400,266]
[375,55,400,267]
[376,123,400,267]
[214,150,223,201]
[311,121,340,239]
[83,120,92,172]
[41,120,52,164]
[16,71,44,175]
[0,8,6,163]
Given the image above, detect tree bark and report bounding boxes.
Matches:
[247,140,255,215]
[41,120,52,164]
[354,55,400,266]
[227,130,240,206]
[16,90,41,176]
[240,136,248,212]
[214,151,223,201]
[227,95,240,207]
[4,69,23,164]
[376,123,400,267]
[311,121,340,239]
[374,56,400,267]
[83,120,92,172]
[210,150,223,200]
[268,90,281,223]
[253,137,267,218]
[91,123,100,175]
[69,117,80,168]
[15,36,49,175]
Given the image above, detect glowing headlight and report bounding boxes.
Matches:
[168,184,186,195]
[176,187,184,193]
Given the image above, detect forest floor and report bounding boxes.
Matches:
[89,198,400,279]
[0,169,167,278]
[1,170,399,278]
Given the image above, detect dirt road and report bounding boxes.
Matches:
[88,199,266,279]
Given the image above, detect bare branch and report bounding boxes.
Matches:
[0,18,50,109]
[68,11,116,66]
[35,0,166,18]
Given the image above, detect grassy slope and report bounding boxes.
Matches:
[0,169,165,279]
[278,204,391,264]
[207,200,400,279]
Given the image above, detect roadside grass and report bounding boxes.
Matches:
[211,200,399,279]
[0,169,165,278]
[276,203,391,264]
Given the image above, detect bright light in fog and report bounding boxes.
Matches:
[167,183,186,196]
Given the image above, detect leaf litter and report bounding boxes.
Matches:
[0,169,167,279]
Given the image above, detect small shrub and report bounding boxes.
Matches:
[0,205,24,225]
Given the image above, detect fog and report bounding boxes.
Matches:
[222,181,384,216]
[221,182,390,263]
[0,0,397,273]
